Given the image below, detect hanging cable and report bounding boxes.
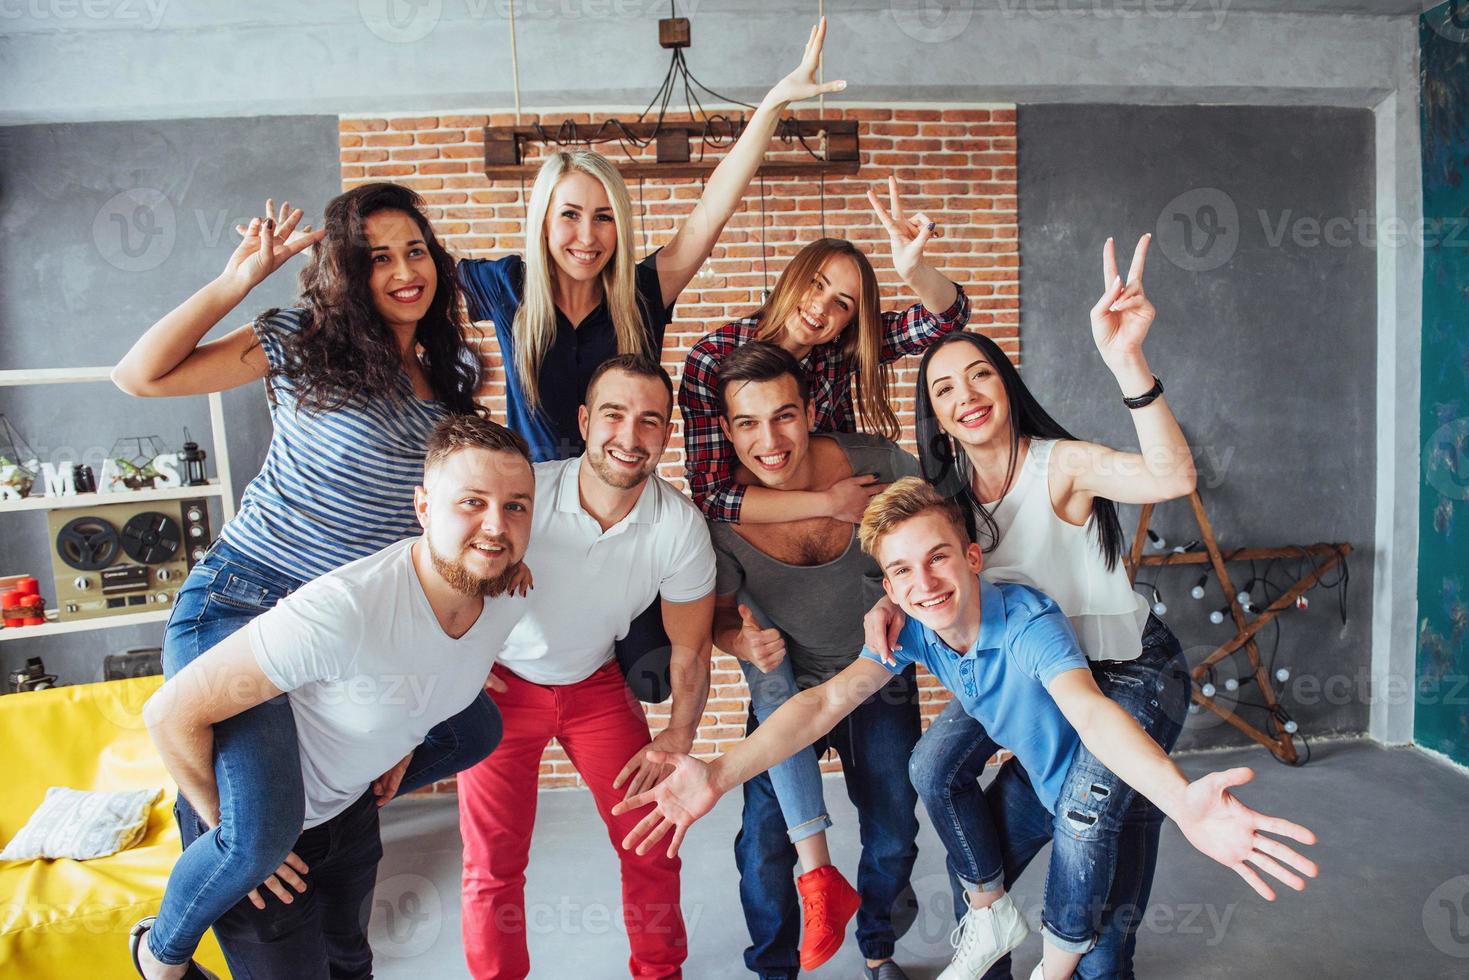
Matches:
[508,0,523,121]
[758,175,770,300]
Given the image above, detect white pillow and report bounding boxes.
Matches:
[1,786,162,861]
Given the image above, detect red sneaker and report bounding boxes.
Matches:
[796,865,861,970]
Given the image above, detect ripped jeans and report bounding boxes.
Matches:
[908,616,1189,962]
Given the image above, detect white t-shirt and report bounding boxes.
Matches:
[249,538,527,828]
[496,456,716,686]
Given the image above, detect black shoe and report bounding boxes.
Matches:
[865,962,913,980]
[129,917,220,980]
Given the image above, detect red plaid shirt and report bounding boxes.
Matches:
[678,287,970,521]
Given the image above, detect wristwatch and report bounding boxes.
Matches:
[1122,376,1164,410]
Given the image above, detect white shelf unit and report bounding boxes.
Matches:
[0,479,229,515]
[1,366,236,643]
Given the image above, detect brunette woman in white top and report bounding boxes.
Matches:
[866,235,1198,980]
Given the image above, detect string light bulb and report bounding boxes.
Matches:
[1191,574,1208,600]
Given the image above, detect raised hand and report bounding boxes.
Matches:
[611,750,722,859]
[868,176,939,282]
[764,17,847,108]
[737,604,787,672]
[1090,234,1156,365]
[862,594,907,666]
[225,199,324,292]
[1173,767,1318,901]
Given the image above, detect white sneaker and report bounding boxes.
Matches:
[936,893,1030,980]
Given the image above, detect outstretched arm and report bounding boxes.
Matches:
[655,19,846,307]
[1053,234,1196,507]
[611,657,895,857]
[1048,668,1318,900]
[112,200,322,397]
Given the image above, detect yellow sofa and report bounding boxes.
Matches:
[0,674,230,978]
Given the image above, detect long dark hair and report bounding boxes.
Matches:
[260,182,481,415]
[914,331,1125,571]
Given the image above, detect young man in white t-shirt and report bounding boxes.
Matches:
[456,354,717,980]
[133,415,536,980]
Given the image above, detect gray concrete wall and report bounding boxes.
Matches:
[0,1,1418,122]
[0,115,341,684]
[1016,103,1378,749]
[0,2,1426,743]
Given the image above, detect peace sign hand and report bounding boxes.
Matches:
[868,176,939,282]
[764,17,847,108]
[224,199,324,292]
[1090,234,1156,365]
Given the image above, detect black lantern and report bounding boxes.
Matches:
[179,429,209,487]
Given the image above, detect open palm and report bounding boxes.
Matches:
[766,18,847,107]
[1090,234,1156,363]
[611,750,721,860]
[1174,767,1318,901]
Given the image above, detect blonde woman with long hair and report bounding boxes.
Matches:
[458,20,845,463]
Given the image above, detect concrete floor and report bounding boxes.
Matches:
[366,740,1469,979]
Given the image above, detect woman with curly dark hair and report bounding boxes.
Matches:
[113,183,508,979]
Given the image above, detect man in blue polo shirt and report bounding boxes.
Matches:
[613,477,1319,980]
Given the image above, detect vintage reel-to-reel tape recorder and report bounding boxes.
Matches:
[46,499,213,622]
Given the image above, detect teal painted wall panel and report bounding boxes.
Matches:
[1416,3,1469,766]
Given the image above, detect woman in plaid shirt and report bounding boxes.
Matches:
[679,177,972,525]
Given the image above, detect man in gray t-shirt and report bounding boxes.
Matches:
[708,341,922,980]
[711,426,919,683]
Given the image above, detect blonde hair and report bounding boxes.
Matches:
[858,476,969,559]
[753,238,897,439]
[515,150,648,410]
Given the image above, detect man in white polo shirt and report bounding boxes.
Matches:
[456,354,716,980]
[135,415,535,980]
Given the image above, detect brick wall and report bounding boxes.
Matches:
[339,105,1019,789]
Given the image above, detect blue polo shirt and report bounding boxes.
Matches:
[862,578,1089,813]
[457,251,674,462]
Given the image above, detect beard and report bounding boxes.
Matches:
[427,536,520,597]
[587,442,656,490]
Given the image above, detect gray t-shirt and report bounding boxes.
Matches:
[711,432,921,684]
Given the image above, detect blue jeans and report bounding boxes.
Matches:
[739,655,831,843]
[148,539,502,965]
[908,617,1190,975]
[735,664,922,979]
[175,788,383,979]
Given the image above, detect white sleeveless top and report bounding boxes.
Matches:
[978,439,1150,662]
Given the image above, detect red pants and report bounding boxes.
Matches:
[458,661,686,979]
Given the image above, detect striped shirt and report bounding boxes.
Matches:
[217,308,453,582]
